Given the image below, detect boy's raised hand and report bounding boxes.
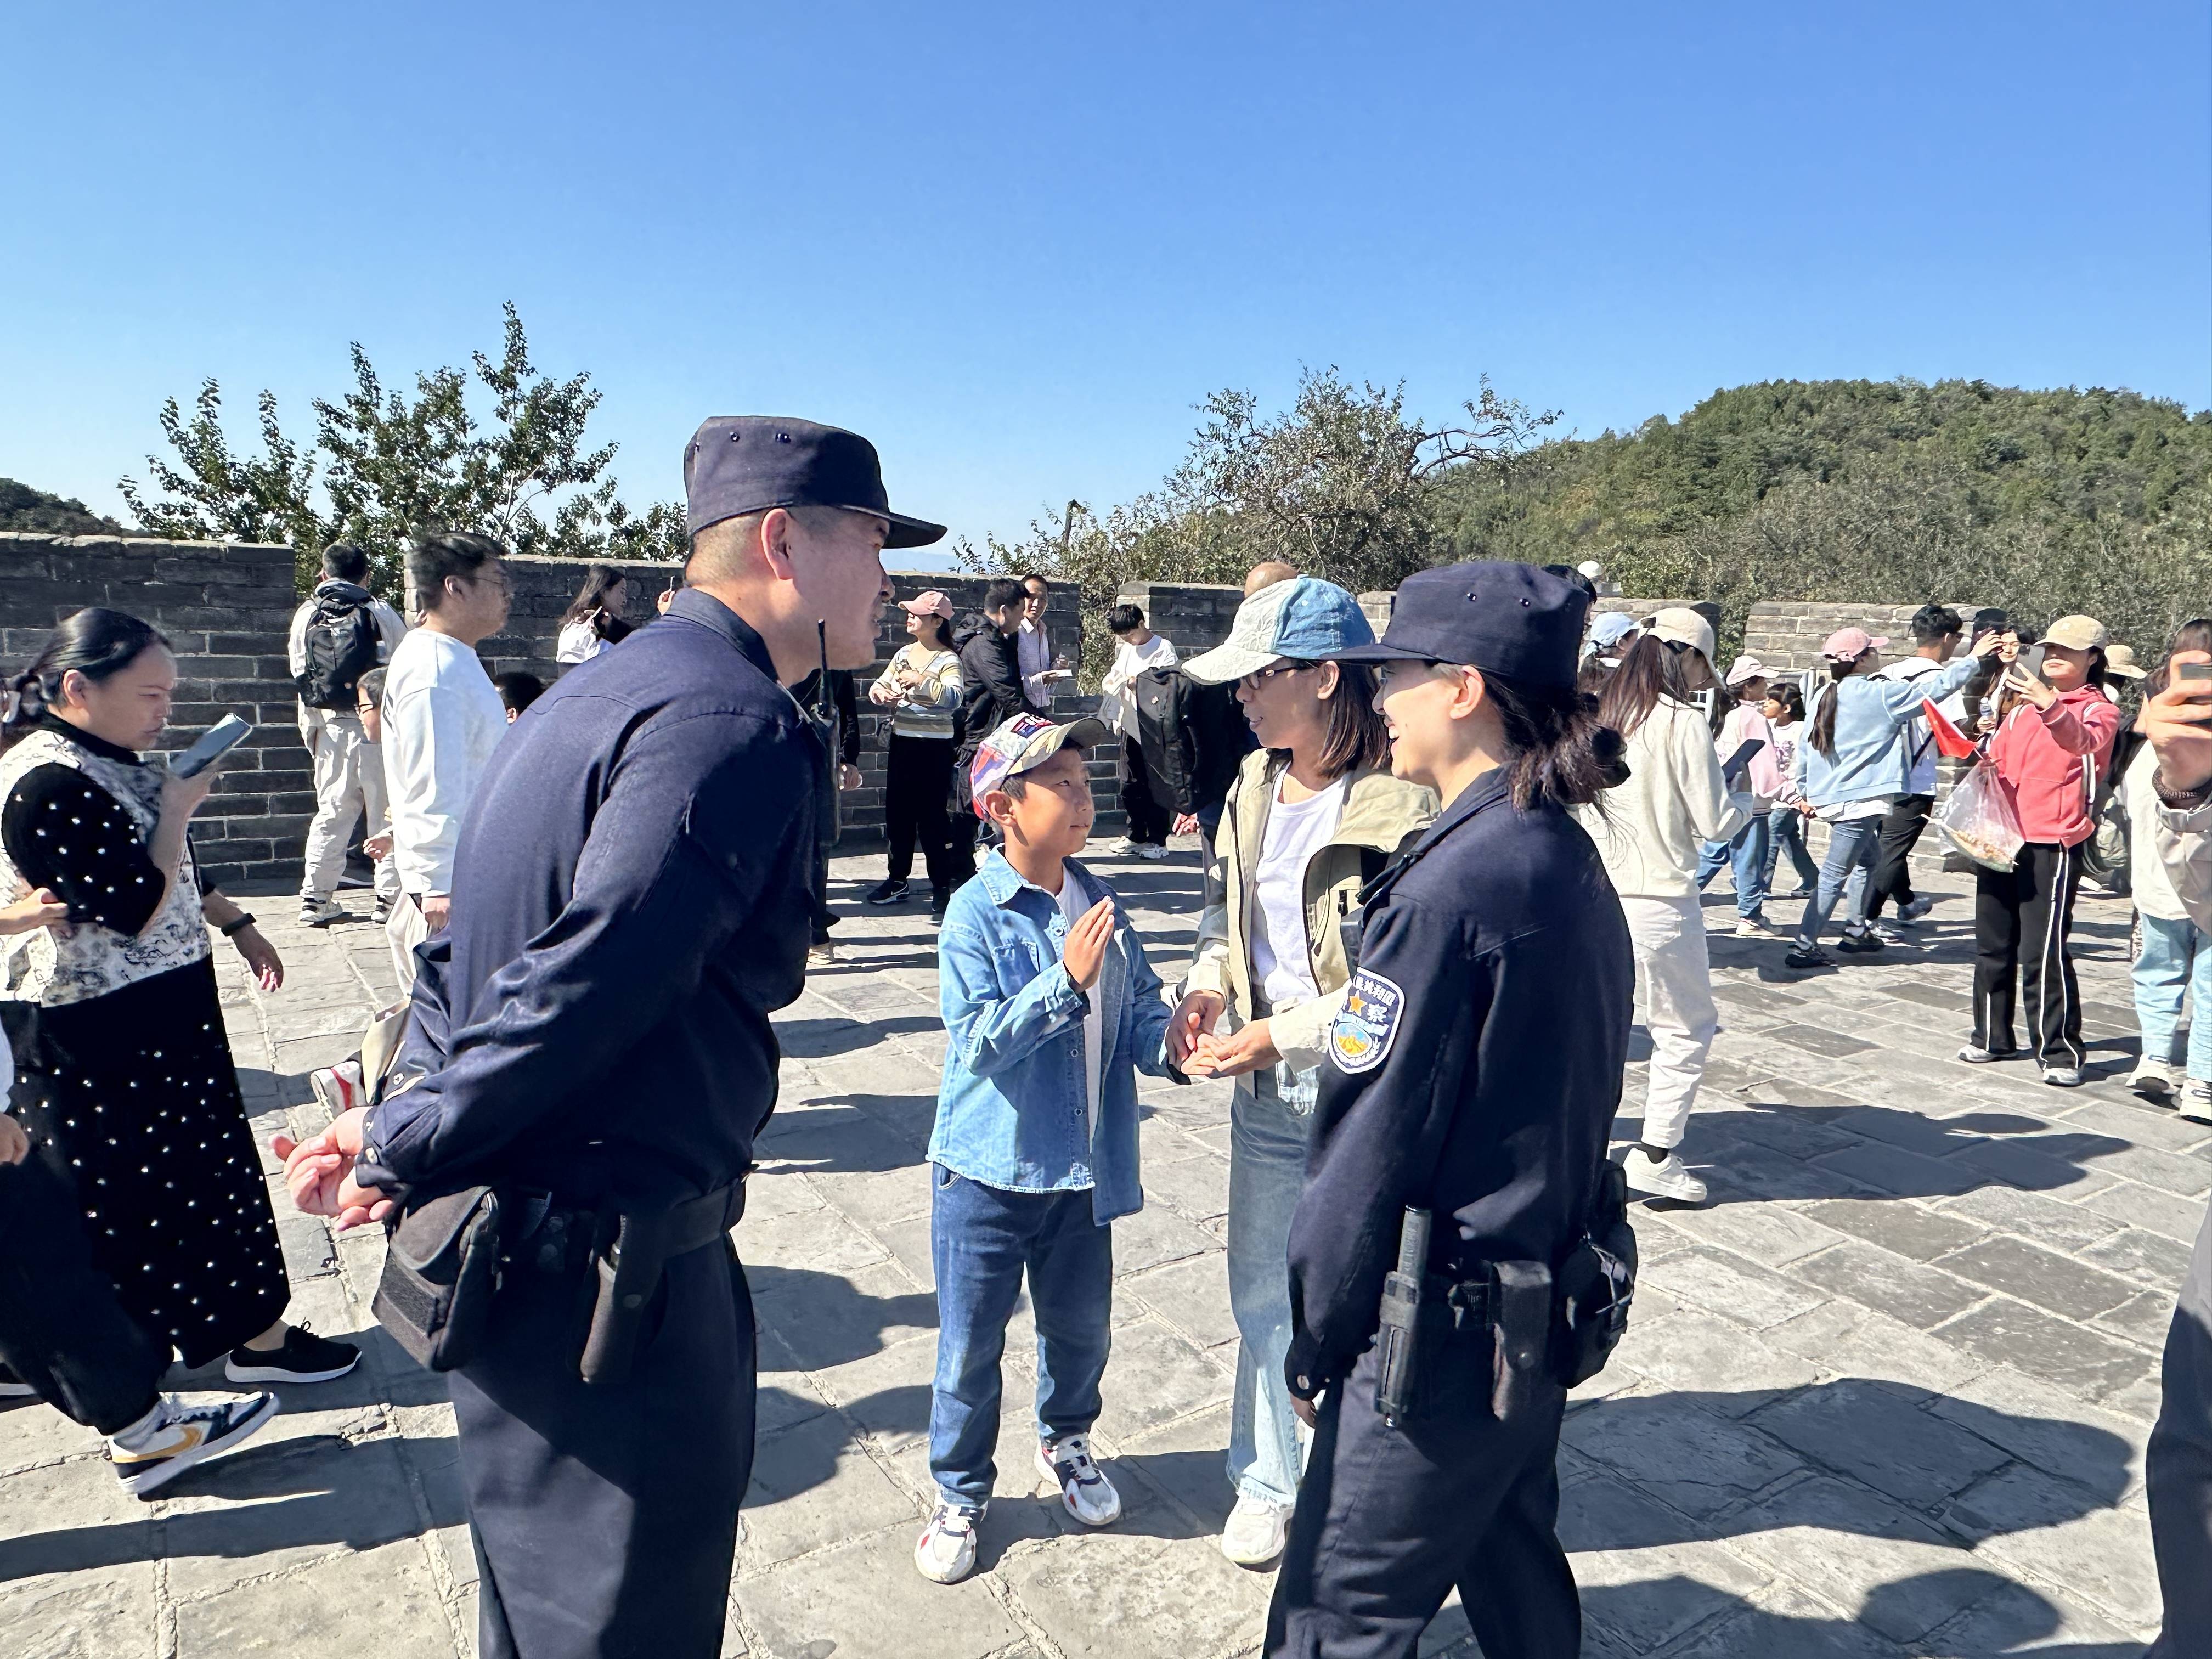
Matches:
[1061,898,1116,991]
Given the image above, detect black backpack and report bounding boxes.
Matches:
[297,589,381,710]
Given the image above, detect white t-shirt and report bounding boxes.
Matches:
[381,629,509,895]
[1057,871,1104,1143]
[1249,776,1347,1011]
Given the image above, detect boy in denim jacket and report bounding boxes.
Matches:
[915,713,1182,1584]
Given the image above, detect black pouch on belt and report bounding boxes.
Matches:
[373,1187,503,1373]
[1489,1260,1554,1423]
[579,1183,747,1386]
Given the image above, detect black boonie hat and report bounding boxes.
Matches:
[1329,560,1588,690]
[683,416,946,548]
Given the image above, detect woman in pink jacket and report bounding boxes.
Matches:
[1961,615,2122,1085]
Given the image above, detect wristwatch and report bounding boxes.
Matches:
[219,913,258,938]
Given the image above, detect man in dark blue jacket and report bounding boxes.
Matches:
[1268,563,1634,1659]
[280,417,942,1659]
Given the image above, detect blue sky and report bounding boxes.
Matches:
[5,2,2205,568]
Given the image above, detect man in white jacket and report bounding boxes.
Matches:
[380,532,511,990]
[289,544,407,928]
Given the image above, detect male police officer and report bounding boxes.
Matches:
[1267,562,1634,1658]
[279,417,942,1658]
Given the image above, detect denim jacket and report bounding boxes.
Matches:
[931,848,1182,1222]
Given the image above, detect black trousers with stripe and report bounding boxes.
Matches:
[1971,840,2085,1065]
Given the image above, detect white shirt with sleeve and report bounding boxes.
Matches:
[1018,618,1056,710]
[1248,776,1347,1011]
[380,628,508,897]
[1573,697,1752,898]
[555,619,606,664]
[1057,871,1104,1142]
[1098,633,1180,733]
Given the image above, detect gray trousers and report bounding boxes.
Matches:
[2151,1196,2212,1655]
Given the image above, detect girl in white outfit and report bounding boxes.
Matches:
[1573,610,1748,1204]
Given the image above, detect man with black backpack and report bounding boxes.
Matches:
[288,543,406,927]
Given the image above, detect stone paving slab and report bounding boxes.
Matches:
[0,844,2182,1656]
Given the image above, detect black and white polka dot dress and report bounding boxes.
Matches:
[0,720,286,1367]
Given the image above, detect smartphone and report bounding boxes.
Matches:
[2180,662,2212,692]
[170,714,252,778]
[1721,737,1764,787]
[2019,643,2048,680]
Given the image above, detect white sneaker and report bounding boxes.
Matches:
[913,1499,982,1584]
[109,1391,280,1498]
[2131,1059,2177,1102]
[806,941,834,967]
[1734,916,1783,939]
[2182,1080,2212,1123]
[1138,843,1172,860]
[1220,1492,1291,1567]
[1037,1433,1121,1526]
[1105,838,1141,857]
[298,896,347,928]
[309,1058,364,1119]
[1622,1147,1707,1205]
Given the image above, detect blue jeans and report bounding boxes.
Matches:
[1695,812,1774,922]
[1226,1064,1317,1508]
[1767,810,1819,894]
[928,1167,1114,1507]
[1795,816,1882,949]
[2135,913,2212,1079]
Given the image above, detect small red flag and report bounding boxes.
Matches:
[1923,698,1976,759]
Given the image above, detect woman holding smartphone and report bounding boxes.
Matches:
[0,608,357,1386]
[1961,616,2122,1086]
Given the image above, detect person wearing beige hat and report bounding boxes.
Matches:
[1574,608,1747,1204]
[1961,614,2123,1085]
[867,589,967,917]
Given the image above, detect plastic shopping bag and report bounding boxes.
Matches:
[1935,759,2024,872]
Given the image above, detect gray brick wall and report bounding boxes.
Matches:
[0,534,309,889]
[1742,600,1987,676]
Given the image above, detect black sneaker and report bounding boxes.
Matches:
[1784,945,1833,970]
[865,879,911,906]
[224,1324,360,1385]
[1833,927,1884,953]
[110,1392,280,1498]
[930,891,950,926]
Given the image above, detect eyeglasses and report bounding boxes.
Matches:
[1238,662,1317,690]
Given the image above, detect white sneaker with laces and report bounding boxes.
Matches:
[1138,843,1171,860]
[1734,916,1782,939]
[1106,837,1141,857]
[299,896,347,928]
[1037,1433,1121,1526]
[1220,1492,1291,1567]
[2131,1059,2177,1102]
[1621,1147,1707,1205]
[110,1391,280,1498]
[2183,1080,2212,1123]
[914,1499,982,1584]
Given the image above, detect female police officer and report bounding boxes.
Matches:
[1267,561,1635,1659]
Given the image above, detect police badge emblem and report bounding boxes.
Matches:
[1329,969,1404,1074]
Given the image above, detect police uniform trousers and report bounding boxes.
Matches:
[1266,1322,1578,1659]
[453,1233,757,1659]
[2149,1192,2212,1656]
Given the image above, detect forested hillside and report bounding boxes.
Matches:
[1433,379,2212,652]
[0,478,126,535]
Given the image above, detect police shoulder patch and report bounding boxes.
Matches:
[1329,969,1405,1075]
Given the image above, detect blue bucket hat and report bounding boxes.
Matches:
[1180,577,1375,685]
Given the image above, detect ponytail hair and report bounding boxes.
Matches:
[1807,659,1857,758]
[3,608,170,751]
[1482,670,1629,810]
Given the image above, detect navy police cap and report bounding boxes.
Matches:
[1329,560,1588,689]
[683,416,947,548]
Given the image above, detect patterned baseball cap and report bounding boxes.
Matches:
[1180,576,1374,685]
[967,714,1110,818]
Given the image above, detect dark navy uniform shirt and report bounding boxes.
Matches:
[358,590,822,1212]
[1284,767,1633,1396]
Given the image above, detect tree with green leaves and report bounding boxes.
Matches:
[120,304,687,594]
[967,367,1557,676]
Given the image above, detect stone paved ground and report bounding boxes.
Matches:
[1,840,2186,1657]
